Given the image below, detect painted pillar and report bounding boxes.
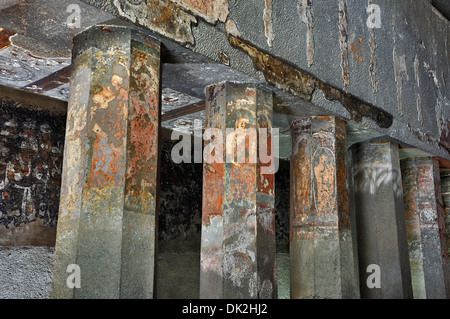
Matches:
[200,81,277,299]
[52,24,161,299]
[290,116,359,299]
[440,168,450,297]
[351,141,413,299]
[401,157,447,299]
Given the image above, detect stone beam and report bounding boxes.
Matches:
[80,0,450,161]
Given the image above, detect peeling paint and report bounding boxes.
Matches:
[290,116,357,299]
[59,55,91,220]
[291,117,345,228]
[338,0,350,89]
[414,55,420,87]
[87,69,128,188]
[368,0,378,95]
[401,158,448,298]
[125,41,161,215]
[82,0,198,45]
[219,51,230,66]
[229,35,315,100]
[0,28,15,51]
[315,80,393,129]
[200,82,276,299]
[225,19,241,37]
[53,25,162,299]
[423,61,441,89]
[79,0,448,163]
[417,94,423,125]
[350,37,364,63]
[406,123,448,155]
[298,0,314,68]
[313,147,336,217]
[85,0,229,45]
[202,162,225,226]
[229,35,392,129]
[171,0,229,23]
[263,0,275,48]
[393,47,409,116]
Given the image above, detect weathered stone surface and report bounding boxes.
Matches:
[52,23,161,299]
[351,141,413,299]
[0,0,448,301]
[82,0,198,45]
[200,81,277,299]
[401,157,448,299]
[0,246,55,299]
[80,0,449,160]
[290,116,359,299]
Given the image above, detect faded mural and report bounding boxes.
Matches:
[0,98,65,245]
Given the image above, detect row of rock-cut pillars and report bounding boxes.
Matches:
[51,24,450,299]
[290,127,449,299]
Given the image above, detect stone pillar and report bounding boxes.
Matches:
[200,82,277,299]
[440,168,450,297]
[351,141,413,299]
[51,24,161,299]
[401,157,447,299]
[290,116,359,299]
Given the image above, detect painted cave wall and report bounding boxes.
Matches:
[0,97,65,247]
[0,97,291,298]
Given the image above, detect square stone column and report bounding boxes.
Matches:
[401,157,448,299]
[350,141,413,299]
[290,116,359,299]
[200,82,277,299]
[51,23,161,299]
